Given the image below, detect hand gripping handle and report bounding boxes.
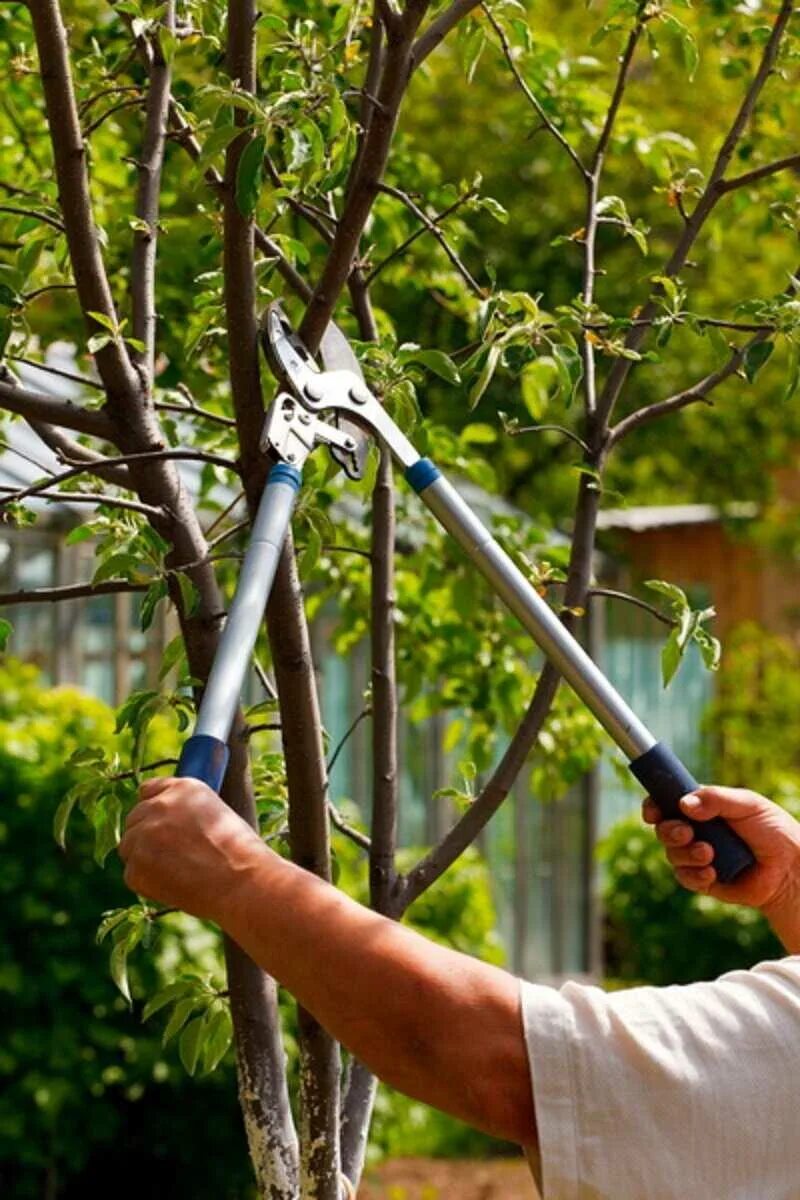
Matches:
[629,743,755,884]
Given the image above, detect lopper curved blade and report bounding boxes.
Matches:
[261,302,368,480]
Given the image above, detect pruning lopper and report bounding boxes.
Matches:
[176,302,754,884]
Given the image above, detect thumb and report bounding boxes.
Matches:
[680,786,765,823]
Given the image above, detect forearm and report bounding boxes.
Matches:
[219,843,537,1146]
[762,888,800,955]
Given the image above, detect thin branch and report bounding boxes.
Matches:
[368,184,480,291]
[0,579,148,606]
[0,487,164,519]
[22,282,77,302]
[411,0,481,70]
[507,423,590,453]
[326,706,373,782]
[328,803,372,853]
[717,152,800,195]
[77,83,141,118]
[587,588,672,627]
[0,438,54,476]
[155,398,237,428]
[130,3,175,380]
[0,447,239,506]
[6,354,106,392]
[595,0,795,430]
[81,96,147,138]
[0,378,114,439]
[0,204,65,233]
[591,12,646,172]
[481,4,588,180]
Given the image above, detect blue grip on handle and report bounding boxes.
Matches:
[177,734,229,794]
[629,742,755,884]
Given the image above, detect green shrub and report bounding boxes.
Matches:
[2,660,511,1192]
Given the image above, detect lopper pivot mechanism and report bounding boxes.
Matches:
[176,303,755,885]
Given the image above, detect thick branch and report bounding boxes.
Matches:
[299,12,429,350]
[28,0,141,405]
[131,3,175,381]
[29,421,132,488]
[411,0,481,69]
[0,378,114,438]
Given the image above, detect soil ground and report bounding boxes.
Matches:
[358,1157,536,1198]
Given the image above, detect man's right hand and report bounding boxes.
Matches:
[643,786,800,952]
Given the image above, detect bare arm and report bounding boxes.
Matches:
[119,778,537,1147]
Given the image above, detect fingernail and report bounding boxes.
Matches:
[681,794,702,810]
[691,845,708,862]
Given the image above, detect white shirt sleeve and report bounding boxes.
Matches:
[520,957,800,1200]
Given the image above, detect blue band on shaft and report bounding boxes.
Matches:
[405,458,440,493]
[269,462,302,490]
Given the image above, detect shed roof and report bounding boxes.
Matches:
[596,502,758,533]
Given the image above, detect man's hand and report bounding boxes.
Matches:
[118,777,265,923]
[644,786,800,952]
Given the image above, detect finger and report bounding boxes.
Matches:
[124,798,161,833]
[642,798,662,825]
[118,825,142,863]
[139,775,175,802]
[680,786,765,823]
[666,841,714,870]
[674,865,716,893]
[655,820,694,848]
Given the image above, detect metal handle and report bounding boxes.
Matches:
[405,458,755,884]
[176,462,301,792]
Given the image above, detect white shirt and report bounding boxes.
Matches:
[520,957,800,1199]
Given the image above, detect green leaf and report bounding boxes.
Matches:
[0,617,11,651]
[158,634,186,681]
[110,922,144,1006]
[200,1006,233,1074]
[65,524,97,546]
[520,357,559,419]
[87,310,118,333]
[235,133,266,218]
[743,340,774,383]
[140,579,168,632]
[142,978,198,1023]
[644,579,689,610]
[468,343,502,409]
[179,1014,207,1076]
[694,627,722,673]
[87,333,112,355]
[661,625,683,688]
[176,572,199,618]
[397,345,461,385]
[53,787,79,849]
[96,907,134,944]
[162,996,200,1046]
[92,790,123,866]
[0,282,22,310]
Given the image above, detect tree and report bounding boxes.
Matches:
[1,0,798,1196]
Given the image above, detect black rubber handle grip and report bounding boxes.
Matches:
[629,742,755,884]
